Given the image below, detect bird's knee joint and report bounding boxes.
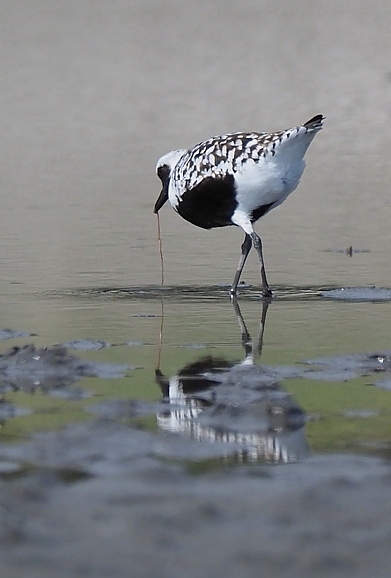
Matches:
[251,234,261,250]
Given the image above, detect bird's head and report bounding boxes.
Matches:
[154,149,186,213]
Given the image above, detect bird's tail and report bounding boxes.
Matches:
[303,114,325,131]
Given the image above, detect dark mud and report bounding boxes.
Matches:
[0,344,130,395]
[57,339,111,351]
[1,422,391,578]
[1,332,391,576]
[321,287,391,301]
[0,330,33,341]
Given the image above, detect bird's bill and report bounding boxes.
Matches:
[153,185,169,213]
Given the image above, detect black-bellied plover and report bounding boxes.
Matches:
[154,115,324,298]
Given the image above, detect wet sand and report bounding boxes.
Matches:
[1,421,391,578]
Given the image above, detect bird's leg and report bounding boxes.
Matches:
[231,294,252,356]
[250,232,273,299]
[252,297,270,358]
[230,233,252,298]
[231,293,270,363]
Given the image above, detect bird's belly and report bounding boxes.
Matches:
[235,159,305,215]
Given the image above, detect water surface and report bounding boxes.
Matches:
[1,0,391,464]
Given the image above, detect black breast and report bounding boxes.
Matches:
[176,174,238,230]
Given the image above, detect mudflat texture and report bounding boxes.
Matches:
[1,421,391,578]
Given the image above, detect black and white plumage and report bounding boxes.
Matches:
[154,115,324,298]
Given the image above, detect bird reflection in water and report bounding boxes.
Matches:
[155,299,309,465]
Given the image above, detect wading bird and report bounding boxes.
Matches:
[154,115,324,298]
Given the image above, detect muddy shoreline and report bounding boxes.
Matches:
[1,420,391,578]
[1,333,391,576]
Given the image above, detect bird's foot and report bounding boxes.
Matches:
[229,289,238,302]
[262,287,273,300]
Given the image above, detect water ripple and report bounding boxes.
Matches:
[46,284,391,303]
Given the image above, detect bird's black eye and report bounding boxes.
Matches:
[157,164,170,184]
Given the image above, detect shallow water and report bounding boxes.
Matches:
[1,284,391,465]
